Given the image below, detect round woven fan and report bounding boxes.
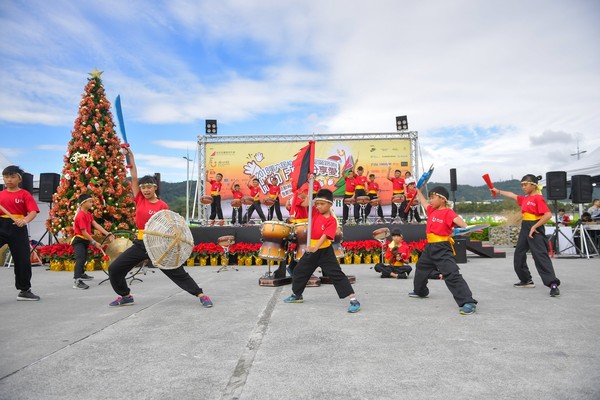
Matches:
[143,210,194,269]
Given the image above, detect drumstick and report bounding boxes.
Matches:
[0,203,18,222]
[482,174,496,198]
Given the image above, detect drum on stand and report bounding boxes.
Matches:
[372,227,390,241]
[292,222,309,260]
[369,198,380,207]
[231,199,242,208]
[356,196,370,205]
[391,195,404,204]
[259,221,292,261]
[263,197,275,207]
[201,196,213,205]
[218,235,235,247]
[332,226,344,259]
[344,198,355,206]
[242,196,255,205]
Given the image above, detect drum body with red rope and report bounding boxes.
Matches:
[201,196,213,205]
[391,195,404,204]
[242,196,255,205]
[263,197,275,207]
[218,235,235,247]
[231,199,242,208]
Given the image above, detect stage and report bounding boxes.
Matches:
[191,222,426,244]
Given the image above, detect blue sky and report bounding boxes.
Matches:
[1,0,599,185]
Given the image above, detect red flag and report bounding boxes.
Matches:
[290,141,315,191]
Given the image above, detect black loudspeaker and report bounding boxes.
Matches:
[39,173,60,203]
[20,172,34,194]
[546,171,567,200]
[571,175,592,204]
[153,173,161,196]
[450,168,457,192]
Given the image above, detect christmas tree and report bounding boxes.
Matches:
[47,68,136,237]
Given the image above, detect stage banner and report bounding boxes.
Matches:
[205,139,411,207]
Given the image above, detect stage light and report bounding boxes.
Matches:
[396,116,408,131]
[205,119,217,134]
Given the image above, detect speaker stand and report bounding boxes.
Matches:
[548,200,579,257]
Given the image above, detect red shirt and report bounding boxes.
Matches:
[344,176,357,195]
[385,241,410,265]
[267,183,281,199]
[405,186,416,200]
[426,206,457,236]
[209,180,222,195]
[134,192,169,230]
[367,181,379,195]
[73,209,94,236]
[517,194,550,217]
[310,207,337,242]
[355,175,368,190]
[299,180,321,194]
[291,191,308,220]
[249,186,261,200]
[389,177,405,194]
[0,189,39,216]
[232,190,243,200]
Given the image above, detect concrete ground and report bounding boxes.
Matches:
[0,249,598,400]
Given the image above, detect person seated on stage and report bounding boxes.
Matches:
[588,199,600,221]
[555,209,570,226]
[283,188,361,313]
[245,176,266,223]
[230,181,244,226]
[373,229,412,279]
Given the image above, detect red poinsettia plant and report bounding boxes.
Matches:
[408,239,427,256]
[37,243,74,262]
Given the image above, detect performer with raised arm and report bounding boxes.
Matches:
[491,174,561,297]
[107,148,213,308]
[207,172,224,226]
[245,176,266,224]
[387,167,406,221]
[409,185,477,315]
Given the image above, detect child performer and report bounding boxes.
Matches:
[410,186,477,315]
[245,176,266,223]
[0,166,40,301]
[365,173,384,223]
[230,181,244,226]
[405,182,421,223]
[208,172,224,226]
[373,228,412,279]
[354,165,368,222]
[491,175,561,297]
[283,188,361,313]
[266,176,283,221]
[71,193,114,289]
[108,148,213,308]
[342,170,357,225]
[388,167,405,221]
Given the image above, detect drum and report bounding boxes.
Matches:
[344,198,355,205]
[392,195,404,203]
[201,195,213,205]
[292,222,308,260]
[242,196,255,205]
[217,235,235,247]
[259,221,292,261]
[332,227,344,259]
[372,227,390,241]
[105,237,134,265]
[231,199,242,208]
[369,197,380,206]
[143,210,194,269]
[263,197,275,206]
[357,196,371,205]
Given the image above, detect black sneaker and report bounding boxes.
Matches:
[73,279,89,290]
[513,280,535,288]
[80,273,94,280]
[408,291,429,298]
[17,289,40,301]
[397,272,408,279]
[549,284,560,297]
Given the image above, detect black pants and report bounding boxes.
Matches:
[108,239,203,297]
[71,237,89,280]
[210,195,223,220]
[374,263,412,278]
[292,246,354,299]
[365,193,384,219]
[245,200,266,223]
[0,218,32,291]
[412,242,477,307]
[267,198,283,221]
[354,189,367,221]
[342,194,353,224]
[231,207,242,225]
[514,221,560,287]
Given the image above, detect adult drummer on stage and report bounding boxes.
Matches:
[107,148,213,308]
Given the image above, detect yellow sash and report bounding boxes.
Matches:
[137,230,144,240]
[426,233,456,255]
[1,214,24,219]
[310,238,332,249]
[522,212,540,221]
